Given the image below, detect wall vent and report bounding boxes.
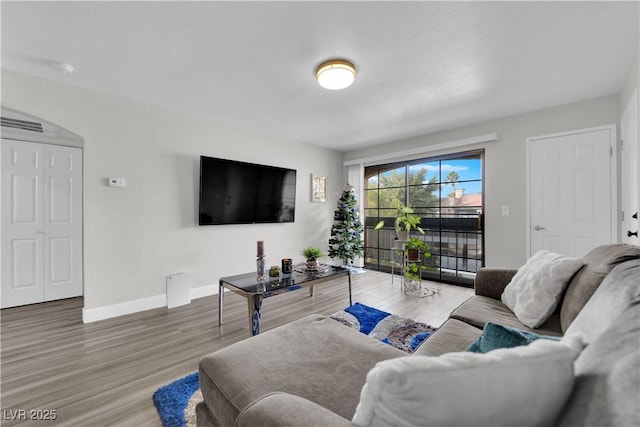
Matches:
[1,116,44,133]
[0,107,83,147]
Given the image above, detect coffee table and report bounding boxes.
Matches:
[219,265,352,335]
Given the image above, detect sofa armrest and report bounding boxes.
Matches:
[235,392,353,427]
[474,267,518,300]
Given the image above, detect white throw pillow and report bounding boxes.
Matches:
[501,250,584,328]
[352,339,579,427]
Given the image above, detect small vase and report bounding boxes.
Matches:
[256,257,266,281]
[305,259,318,270]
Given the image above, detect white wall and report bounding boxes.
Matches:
[1,70,343,320]
[620,54,639,113]
[344,95,620,268]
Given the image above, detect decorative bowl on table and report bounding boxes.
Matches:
[294,263,330,274]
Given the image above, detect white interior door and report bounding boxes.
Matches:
[621,90,639,244]
[528,125,616,258]
[1,140,83,308]
[43,144,83,301]
[1,140,45,307]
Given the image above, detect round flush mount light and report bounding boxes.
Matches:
[315,59,356,90]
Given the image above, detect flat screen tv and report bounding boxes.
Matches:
[199,156,296,225]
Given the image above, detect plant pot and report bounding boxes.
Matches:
[407,249,420,261]
[305,259,318,270]
[404,279,421,293]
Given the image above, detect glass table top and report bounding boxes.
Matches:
[220,265,349,294]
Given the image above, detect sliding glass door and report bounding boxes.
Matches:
[364,150,484,286]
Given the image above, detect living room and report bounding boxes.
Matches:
[1,1,639,426]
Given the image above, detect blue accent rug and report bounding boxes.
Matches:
[153,303,436,426]
[331,302,438,353]
[153,372,201,427]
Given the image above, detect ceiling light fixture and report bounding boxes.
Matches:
[315,59,356,90]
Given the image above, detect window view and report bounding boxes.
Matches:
[364,150,484,286]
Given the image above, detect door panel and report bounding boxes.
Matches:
[1,140,83,307]
[13,174,40,224]
[49,237,72,284]
[529,126,615,258]
[12,238,40,288]
[50,177,73,222]
[1,140,44,307]
[43,144,82,301]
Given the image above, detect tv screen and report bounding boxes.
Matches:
[199,156,296,225]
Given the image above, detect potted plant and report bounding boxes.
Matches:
[403,237,431,291]
[405,237,429,261]
[301,247,324,270]
[374,200,425,242]
[404,262,423,287]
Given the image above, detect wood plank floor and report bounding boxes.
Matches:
[0,271,472,426]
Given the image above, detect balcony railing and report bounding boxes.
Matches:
[364,214,484,287]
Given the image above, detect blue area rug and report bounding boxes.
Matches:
[153,303,436,426]
[330,302,438,353]
[153,372,200,427]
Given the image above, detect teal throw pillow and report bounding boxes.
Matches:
[467,322,561,353]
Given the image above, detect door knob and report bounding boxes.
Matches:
[628,230,638,237]
[533,225,546,231]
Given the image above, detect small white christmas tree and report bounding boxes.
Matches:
[328,184,364,267]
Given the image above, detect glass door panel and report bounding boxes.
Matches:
[364,150,484,286]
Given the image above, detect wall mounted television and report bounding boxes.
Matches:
[199,156,296,225]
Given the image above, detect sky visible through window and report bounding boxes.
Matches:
[408,157,482,196]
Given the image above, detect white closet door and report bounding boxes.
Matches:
[528,126,616,258]
[1,140,83,308]
[43,144,83,301]
[1,140,45,307]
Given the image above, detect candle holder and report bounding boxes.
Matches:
[256,256,266,282]
[281,258,293,275]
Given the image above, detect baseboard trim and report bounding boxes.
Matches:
[82,284,219,323]
[82,294,167,323]
[191,284,218,300]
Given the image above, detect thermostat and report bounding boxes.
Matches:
[108,177,126,188]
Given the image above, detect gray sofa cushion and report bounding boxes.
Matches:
[413,318,482,357]
[474,268,518,299]
[565,259,640,345]
[555,296,640,427]
[236,392,352,427]
[450,295,563,336]
[560,244,640,332]
[195,400,217,427]
[198,314,403,426]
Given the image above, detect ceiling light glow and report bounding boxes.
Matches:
[316,59,356,90]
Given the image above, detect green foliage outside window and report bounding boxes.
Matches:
[366,166,439,215]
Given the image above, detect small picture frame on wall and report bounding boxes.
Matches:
[311,175,327,203]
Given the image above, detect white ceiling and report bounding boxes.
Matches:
[1,1,638,152]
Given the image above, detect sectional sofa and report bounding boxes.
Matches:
[196,243,640,427]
